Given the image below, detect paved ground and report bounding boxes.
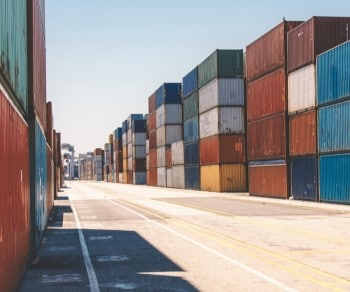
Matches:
[18,181,350,291]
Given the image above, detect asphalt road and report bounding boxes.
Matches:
[19,181,350,291]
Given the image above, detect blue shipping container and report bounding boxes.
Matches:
[291,156,317,201]
[156,83,182,109]
[318,100,350,154]
[184,141,199,166]
[114,127,122,140]
[184,117,199,143]
[319,153,350,203]
[317,41,350,106]
[185,165,200,190]
[132,119,146,133]
[182,67,198,98]
[122,120,128,134]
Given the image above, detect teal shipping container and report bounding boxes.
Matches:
[317,41,350,106]
[319,154,350,203]
[183,91,199,121]
[318,100,350,154]
[0,0,28,111]
[198,50,244,88]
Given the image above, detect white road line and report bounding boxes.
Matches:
[107,199,297,292]
[71,200,100,292]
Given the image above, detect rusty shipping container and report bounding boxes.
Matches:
[248,114,287,160]
[287,16,350,73]
[147,167,157,186]
[149,129,157,150]
[148,111,156,132]
[166,145,172,168]
[200,135,246,165]
[149,149,157,168]
[247,68,286,121]
[0,87,30,292]
[148,93,156,113]
[246,20,302,82]
[289,110,316,156]
[127,170,133,184]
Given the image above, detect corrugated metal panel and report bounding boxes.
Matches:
[46,145,54,219]
[122,170,127,183]
[127,129,132,145]
[319,154,350,203]
[166,168,173,188]
[147,167,157,186]
[201,164,246,192]
[318,100,350,154]
[0,0,28,111]
[127,114,144,128]
[156,125,182,147]
[183,91,199,121]
[114,127,122,141]
[172,165,185,189]
[157,146,166,167]
[127,170,133,184]
[122,133,127,146]
[131,119,146,133]
[248,114,287,160]
[119,173,123,183]
[291,156,317,201]
[248,162,288,198]
[288,64,316,113]
[148,93,156,113]
[127,143,132,158]
[133,171,146,185]
[132,133,146,146]
[122,158,128,171]
[247,68,286,121]
[185,165,200,190]
[132,146,146,159]
[149,129,157,149]
[156,104,182,128]
[246,21,301,82]
[149,149,157,168]
[146,154,149,170]
[146,139,149,154]
[0,89,30,292]
[184,117,199,143]
[156,83,182,109]
[200,135,245,165]
[199,107,245,139]
[46,102,53,147]
[198,50,244,88]
[199,78,245,114]
[148,111,156,132]
[122,120,128,134]
[182,67,198,98]
[184,141,199,166]
[289,110,316,156]
[171,140,184,165]
[317,41,350,106]
[157,167,167,187]
[166,145,172,168]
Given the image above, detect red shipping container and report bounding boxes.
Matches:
[127,170,133,184]
[149,149,157,168]
[147,167,157,186]
[148,93,156,113]
[166,145,172,168]
[149,129,157,150]
[148,110,156,131]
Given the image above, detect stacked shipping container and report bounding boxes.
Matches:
[93,148,104,181]
[147,93,157,186]
[113,127,123,182]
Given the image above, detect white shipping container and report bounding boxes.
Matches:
[127,129,132,145]
[127,143,133,158]
[146,154,149,170]
[156,104,182,128]
[199,78,245,114]
[156,125,182,147]
[157,167,167,187]
[288,64,316,114]
[146,139,149,154]
[172,165,185,189]
[132,146,146,159]
[119,173,123,182]
[171,140,184,166]
[132,133,147,146]
[122,133,127,146]
[167,168,173,188]
[128,157,133,171]
[157,146,166,167]
[199,107,245,139]
[133,172,146,185]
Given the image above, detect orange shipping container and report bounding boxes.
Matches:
[149,130,157,150]
[147,167,157,186]
[149,149,157,168]
[148,111,156,131]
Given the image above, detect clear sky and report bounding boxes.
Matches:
[45,0,350,154]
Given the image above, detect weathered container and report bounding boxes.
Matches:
[122,120,128,134]
[156,104,182,128]
[146,154,149,170]
[157,146,166,167]
[127,114,144,128]
[319,153,350,203]
[185,165,200,190]
[157,167,167,187]
[122,133,127,146]
[166,168,173,188]
[122,158,128,171]
[183,91,199,121]
[148,93,157,113]
[248,114,287,160]
[127,170,133,184]
[132,146,146,159]
[148,111,157,131]
[199,78,245,114]
[288,64,316,113]
[127,129,132,145]
[288,17,350,73]
[127,157,133,171]
[166,145,172,169]
[318,100,350,154]
[146,139,149,154]
[248,161,288,198]
[114,127,122,141]
[149,149,157,168]
[291,156,317,201]
[127,143,132,158]
[182,67,198,98]
[0,88,30,292]
[317,40,350,106]
[147,167,157,186]
[201,164,246,192]
[122,170,128,183]
[184,141,199,166]
[247,68,286,121]
[156,83,182,109]
[133,172,146,185]
[200,135,245,165]
[199,106,245,139]
[132,133,147,146]
[149,129,157,149]
[119,173,123,183]
[246,21,301,82]
[172,165,185,189]
[156,125,182,147]
[131,119,146,133]
[198,50,243,88]
[184,117,199,143]
[171,140,184,166]
[289,110,316,156]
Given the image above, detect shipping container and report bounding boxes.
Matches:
[248,161,288,198]
[122,158,128,171]
[148,92,156,113]
[201,164,246,192]
[122,146,128,159]
[172,165,185,189]
[128,157,133,170]
[122,170,128,183]
[132,132,147,146]
[184,117,199,143]
[248,114,287,160]
[200,135,245,165]
[146,139,149,154]
[171,140,184,166]
[199,106,245,139]
[247,68,286,121]
[291,156,317,201]
[289,110,316,156]
[149,149,157,168]
[198,50,243,88]
[146,154,149,170]
[156,104,182,128]
[122,132,127,146]
[182,67,198,98]
[166,145,172,169]
[122,120,128,134]
[148,111,156,131]
[127,143,132,158]
[127,129,132,145]
[127,170,133,184]
[114,127,122,141]
[288,64,316,114]
[119,173,123,183]
[131,119,147,133]
[166,168,173,188]
[149,129,157,149]
[156,83,182,109]
[318,100,350,154]
[46,102,53,147]
[127,114,144,128]
[132,145,146,159]
[157,167,167,187]
[185,165,200,190]
[319,153,350,203]
[46,145,54,218]
[184,141,199,166]
[288,17,350,73]
[133,172,146,185]
[157,146,166,167]
[199,78,245,114]
[317,40,350,106]
[156,125,182,147]
[183,91,199,121]
[147,167,157,186]
[246,21,301,82]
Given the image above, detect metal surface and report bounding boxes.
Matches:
[317,41,350,106]
[171,140,184,166]
[157,167,167,187]
[133,171,146,185]
[149,129,157,150]
[148,111,156,132]
[182,67,198,98]
[46,102,53,147]
[172,165,185,189]
[185,165,200,190]
[184,117,199,143]
[166,145,172,169]
[132,146,146,159]
[156,83,182,109]
[247,68,286,121]
[131,120,147,133]
[157,146,166,167]
[46,144,54,217]
[149,149,157,168]
[148,93,156,113]
[289,110,316,156]
[147,167,157,186]
[132,133,147,146]
[156,125,182,147]
[184,141,199,166]
[183,91,199,121]
[166,168,173,188]
[156,104,182,128]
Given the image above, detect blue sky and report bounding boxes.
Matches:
[45,0,350,154]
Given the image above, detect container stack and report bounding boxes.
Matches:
[80,156,93,180]
[121,120,128,183]
[171,140,185,188]
[287,17,350,201]
[198,50,247,192]
[131,118,147,184]
[93,148,104,181]
[246,21,301,198]
[103,142,111,182]
[147,93,158,186]
[182,67,200,189]
[113,127,123,182]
